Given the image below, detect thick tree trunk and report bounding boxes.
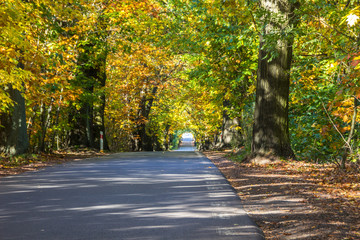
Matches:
[0,85,29,155]
[133,123,153,151]
[252,0,298,158]
[142,127,154,151]
[222,115,241,147]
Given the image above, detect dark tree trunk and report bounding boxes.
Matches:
[252,0,298,158]
[96,57,110,151]
[164,124,170,150]
[0,85,29,155]
[133,122,152,151]
[132,86,158,151]
[142,126,154,151]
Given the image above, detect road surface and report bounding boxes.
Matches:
[0,151,264,240]
[175,135,196,151]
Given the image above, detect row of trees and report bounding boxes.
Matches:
[1,0,359,166]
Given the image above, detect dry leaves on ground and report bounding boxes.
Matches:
[0,149,106,177]
[203,151,360,240]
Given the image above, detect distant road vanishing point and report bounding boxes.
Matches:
[176,132,197,151]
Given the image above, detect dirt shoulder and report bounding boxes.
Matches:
[203,151,360,240]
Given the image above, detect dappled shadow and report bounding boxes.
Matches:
[0,152,263,240]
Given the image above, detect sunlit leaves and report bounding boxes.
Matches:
[290,0,360,162]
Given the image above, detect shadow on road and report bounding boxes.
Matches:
[0,152,264,240]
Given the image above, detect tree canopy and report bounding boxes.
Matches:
[1,0,359,167]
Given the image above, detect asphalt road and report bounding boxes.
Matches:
[0,151,264,240]
[175,137,196,151]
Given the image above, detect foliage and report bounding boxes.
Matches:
[290,0,360,165]
[0,0,359,168]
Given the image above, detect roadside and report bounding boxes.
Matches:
[0,149,106,177]
[203,151,360,240]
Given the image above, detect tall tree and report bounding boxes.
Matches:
[68,1,110,150]
[0,85,29,155]
[0,1,32,155]
[252,0,299,158]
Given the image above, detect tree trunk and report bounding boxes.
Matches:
[39,100,53,152]
[252,0,298,158]
[132,86,158,151]
[218,100,241,148]
[0,85,29,155]
[85,101,95,148]
[164,124,170,150]
[50,90,63,150]
[99,90,109,151]
[342,96,358,168]
[94,55,109,151]
[143,127,154,151]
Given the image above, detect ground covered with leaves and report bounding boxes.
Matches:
[203,151,360,240]
[0,149,106,177]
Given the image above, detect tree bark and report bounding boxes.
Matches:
[132,86,158,151]
[0,85,29,155]
[252,0,298,158]
[38,99,53,152]
[218,100,241,148]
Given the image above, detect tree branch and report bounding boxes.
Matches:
[319,97,352,151]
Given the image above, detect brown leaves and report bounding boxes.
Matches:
[204,151,360,239]
[0,150,106,177]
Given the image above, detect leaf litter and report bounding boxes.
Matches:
[203,151,360,240]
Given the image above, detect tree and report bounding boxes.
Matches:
[289,1,359,165]
[0,0,32,155]
[252,0,299,159]
[67,0,110,150]
[0,85,29,155]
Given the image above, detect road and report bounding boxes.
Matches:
[0,151,264,240]
[175,135,196,151]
